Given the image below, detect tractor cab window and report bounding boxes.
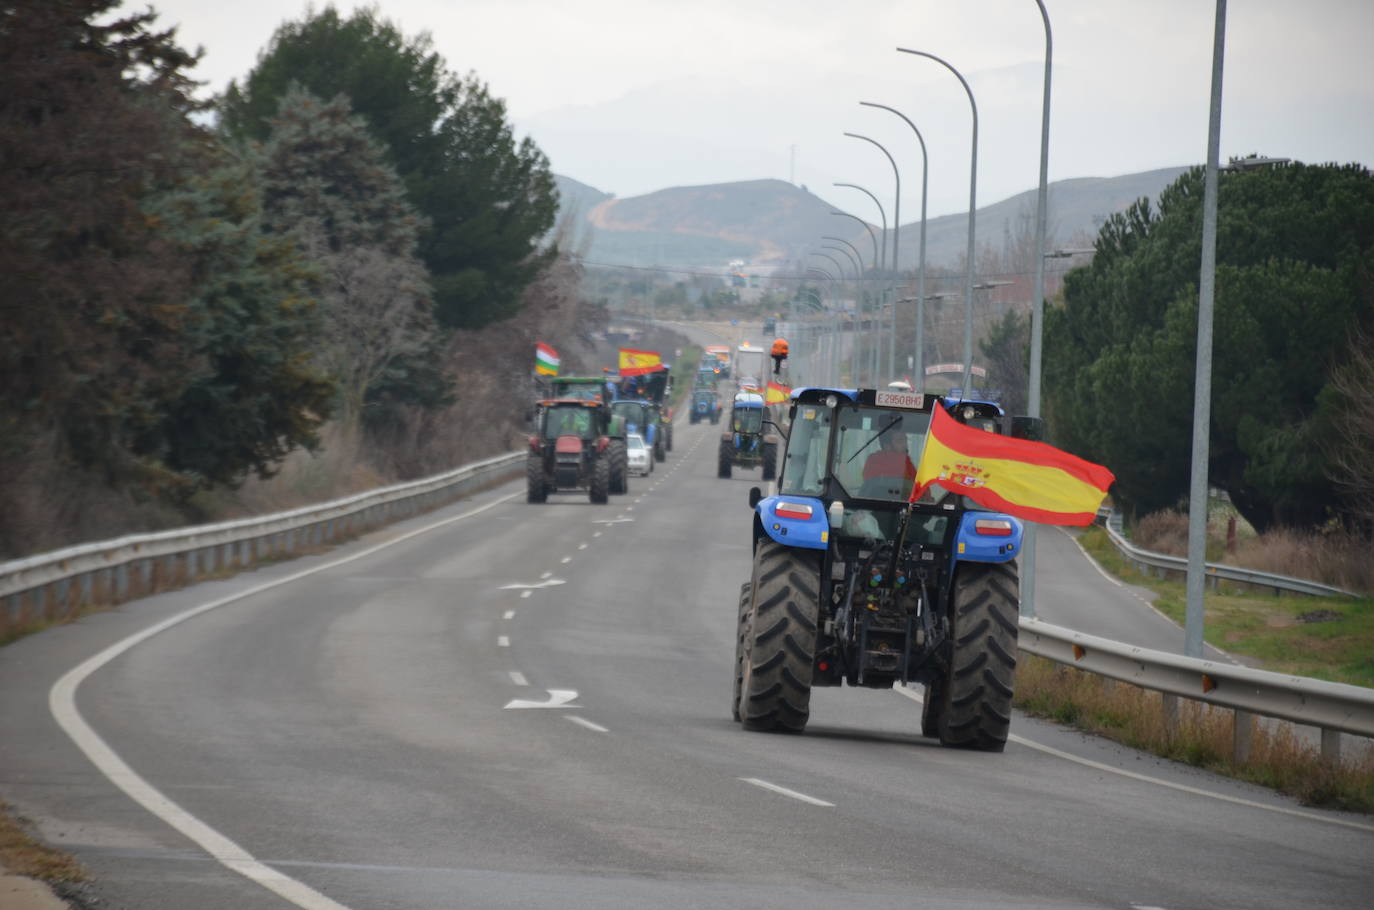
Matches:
[831,406,930,503]
[545,407,591,438]
[779,404,832,497]
[732,407,763,434]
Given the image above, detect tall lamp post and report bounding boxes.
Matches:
[860,100,929,385]
[897,48,979,397]
[843,132,901,379]
[834,182,888,385]
[1185,0,1228,659]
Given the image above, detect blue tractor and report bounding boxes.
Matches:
[732,388,1031,752]
[718,391,777,480]
[690,387,721,424]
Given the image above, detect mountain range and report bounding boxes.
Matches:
[551,166,1192,271]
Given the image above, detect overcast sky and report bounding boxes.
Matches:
[151,0,1373,222]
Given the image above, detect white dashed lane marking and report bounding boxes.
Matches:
[508,671,528,686]
[564,716,609,733]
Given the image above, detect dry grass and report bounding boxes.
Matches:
[0,801,84,883]
[1015,656,1374,813]
[1128,507,1373,596]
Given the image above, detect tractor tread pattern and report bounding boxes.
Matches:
[935,561,1019,752]
[740,541,820,734]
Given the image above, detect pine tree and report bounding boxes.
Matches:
[258,88,439,422]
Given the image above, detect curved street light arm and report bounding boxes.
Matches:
[896,47,979,395]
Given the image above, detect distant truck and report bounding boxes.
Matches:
[734,343,766,389]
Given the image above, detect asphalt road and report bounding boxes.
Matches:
[1,396,1371,910]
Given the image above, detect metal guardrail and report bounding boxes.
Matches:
[1099,509,1355,598]
[1021,617,1374,733]
[1,451,524,624]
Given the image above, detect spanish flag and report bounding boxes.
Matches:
[910,404,1114,526]
[619,348,664,376]
[765,381,791,405]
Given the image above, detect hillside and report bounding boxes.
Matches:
[552,167,1193,270]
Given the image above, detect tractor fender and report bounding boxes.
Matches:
[951,512,1024,566]
[754,495,829,552]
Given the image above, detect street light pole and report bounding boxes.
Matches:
[860,101,929,385]
[897,48,979,397]
[834,182,888,386]
[1185,0,1228,659]
[844,132,901,381]
[1020,0,1055,621]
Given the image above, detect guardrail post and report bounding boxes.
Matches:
[1232,710,1253,764]
[1162,693,1180,738]
[1321,728,1342,764]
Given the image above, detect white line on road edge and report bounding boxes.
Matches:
[508,671,529,686]
[891,686,1374,833]
[48,490,523,910]
[739,778,834,807]
[564,716,609,733]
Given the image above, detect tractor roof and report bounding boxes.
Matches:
[732,391,765,408]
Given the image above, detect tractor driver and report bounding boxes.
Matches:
[862,424,916,486]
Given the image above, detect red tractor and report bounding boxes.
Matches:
[527,399,613,504]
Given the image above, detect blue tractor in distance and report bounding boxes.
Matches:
[732,387,1033,752]
[718,391,777,480]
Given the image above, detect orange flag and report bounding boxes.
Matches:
[765,381,791,405]
[911,404,1114,526]
[618,348,663,376]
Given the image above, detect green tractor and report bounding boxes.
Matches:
[548,376,628,494]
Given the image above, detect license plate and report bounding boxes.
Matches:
[874,390,925,409]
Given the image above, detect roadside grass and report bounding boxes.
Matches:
[1014,656,1374,813]
[1077,527,1374,688]
[0,800,84,883]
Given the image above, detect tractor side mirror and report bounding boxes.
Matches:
[1010,416,1046,442]
[748,486,762,509]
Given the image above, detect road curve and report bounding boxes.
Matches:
[1,384,1371,910]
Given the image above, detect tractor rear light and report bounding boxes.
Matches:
[774,501,814,520]
[973,518,1014,536]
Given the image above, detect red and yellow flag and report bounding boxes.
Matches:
[910,404,1114,526]
[618,348,663,377]
[765,381,791,405]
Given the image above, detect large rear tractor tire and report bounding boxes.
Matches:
[739,540,821,733]
[608,440,628,494]
[732,582,752,723]
[589,454,610,504]
[761,442,777,481]
[526,453,547,503]
[717,438,733,478]
[935,561,1020,752]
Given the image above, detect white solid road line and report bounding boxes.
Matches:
[739,777,835,807]
[563,715,610,733]
[42,487,521,910]
[891,686,1374,833]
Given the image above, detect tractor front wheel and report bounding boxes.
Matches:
[739,540,820,733]
[934,561,1020,752]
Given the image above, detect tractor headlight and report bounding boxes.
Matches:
[824,394,838,409]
